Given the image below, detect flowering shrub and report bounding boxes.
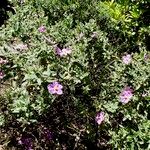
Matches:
[0,0,150,149]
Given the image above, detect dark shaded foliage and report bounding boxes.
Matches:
[0,0,15,26]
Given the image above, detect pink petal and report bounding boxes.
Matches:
[56,89,63,95]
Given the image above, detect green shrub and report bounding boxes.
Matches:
[0,0,149,149]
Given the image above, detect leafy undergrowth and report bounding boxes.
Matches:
[0,0,150,149]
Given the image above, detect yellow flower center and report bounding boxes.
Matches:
[54,85,59,91]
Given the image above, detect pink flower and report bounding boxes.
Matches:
[0,71,5,79]
[122,54,132,64]
[55,47,72,57]
[0,58,8,64]
[61,48,72,56]
[38,25,46,32]
[95,111,105,125]
[55,46,62,55]
[47,81,63,95]
[119,87,133,104]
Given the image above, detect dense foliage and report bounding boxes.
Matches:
[0,0,150,149]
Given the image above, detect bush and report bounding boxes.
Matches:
[0,0,149,149]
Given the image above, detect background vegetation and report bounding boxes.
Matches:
[0,0,150,149]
